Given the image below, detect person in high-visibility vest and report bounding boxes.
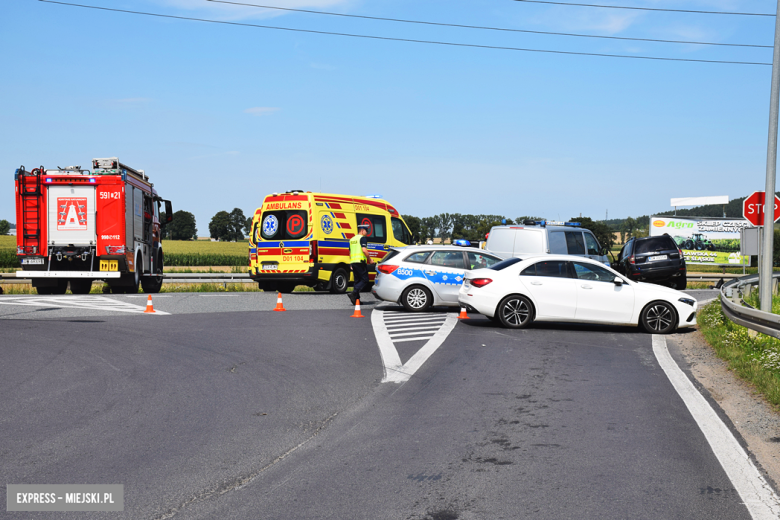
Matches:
[349,224,373,304]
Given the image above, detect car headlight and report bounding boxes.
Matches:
[678,298,695,307]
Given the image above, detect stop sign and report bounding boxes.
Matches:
[743,191,780,226]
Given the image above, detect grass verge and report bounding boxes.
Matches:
[698,299,780,408]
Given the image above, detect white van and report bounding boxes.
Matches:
[484,221,611,265]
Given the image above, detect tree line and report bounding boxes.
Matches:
[401,213,617,250]
[160,209,252,242]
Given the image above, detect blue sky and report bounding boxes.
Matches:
[2,0,778,232]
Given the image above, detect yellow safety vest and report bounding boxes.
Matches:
[349,235,366,263]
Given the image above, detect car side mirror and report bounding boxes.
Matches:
[613,276,624,286]
[601,247,610,256]
[164,200,173,224]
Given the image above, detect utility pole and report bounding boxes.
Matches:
[760,0,780,312]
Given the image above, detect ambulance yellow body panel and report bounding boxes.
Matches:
[249,191,414,293]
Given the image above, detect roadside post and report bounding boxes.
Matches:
[744,191,780,310]
[741,227,761,277]
[761,0,780,312]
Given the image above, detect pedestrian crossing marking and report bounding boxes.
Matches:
[0,295,170,315]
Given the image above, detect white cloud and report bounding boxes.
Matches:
[147,0,355,21]
[244,107,280,116]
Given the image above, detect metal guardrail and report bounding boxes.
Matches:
[720,273,780,340]
[0,272,255,284]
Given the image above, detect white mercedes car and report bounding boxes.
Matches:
[458,255,697,334]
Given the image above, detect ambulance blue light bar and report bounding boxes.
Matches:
[365,194,382,199]
[452,239,471,247]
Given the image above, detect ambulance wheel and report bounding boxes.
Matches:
[401,285,432,312]
[278,283,296,294]
[69,279,93,294]
[330,268,348,294]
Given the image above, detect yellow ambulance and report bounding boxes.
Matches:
[249,191,415,293]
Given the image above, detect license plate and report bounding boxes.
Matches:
[263,264,278,270]
[100,260,119,271]
[649,255,668,262]
[22,258,44,265]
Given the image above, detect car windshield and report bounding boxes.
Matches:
[635,237,676,254]
[489,257,522,270]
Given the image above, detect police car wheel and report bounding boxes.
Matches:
[330,268,348,294]
[497,295,533,329]
[401,285,432,312]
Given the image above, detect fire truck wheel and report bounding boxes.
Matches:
[35,286,54,295]
[141,251,164,293]
[50,280,68,295]
[329,268,349,294]
[69,279,93,295]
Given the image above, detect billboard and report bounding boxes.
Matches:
[649,216,752,266]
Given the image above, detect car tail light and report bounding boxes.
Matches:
[469,278,493,288]
[106,245,126,255]
[309,240,318,264]
[627,255,635,264]
[377,264,399,274]
[17,246,24,255]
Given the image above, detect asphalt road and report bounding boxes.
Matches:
[0,289,769,519]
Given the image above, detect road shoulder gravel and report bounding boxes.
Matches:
[670,329,780,494]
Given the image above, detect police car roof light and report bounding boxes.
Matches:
[564,222,581,227]
[453,239,471,247]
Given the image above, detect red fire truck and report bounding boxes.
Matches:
[15,158,172,294]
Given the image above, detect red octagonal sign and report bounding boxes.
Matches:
[743,191,780,226]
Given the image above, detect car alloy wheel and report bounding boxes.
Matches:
[498,295,533,329]
[642,302,676,334]
[401,285,432,312]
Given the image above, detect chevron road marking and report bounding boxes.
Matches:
[371,309,458,383]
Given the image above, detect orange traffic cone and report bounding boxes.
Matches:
[350,298,364,318]
[273,292,287,312]
[144,294,155,314]
[458,306,469,319]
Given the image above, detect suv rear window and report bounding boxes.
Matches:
[635,236,676,255]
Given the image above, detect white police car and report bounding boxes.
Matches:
[372,241,504,312]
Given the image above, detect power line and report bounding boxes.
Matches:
[39,1,772,66]
[207,0,772,48]
[513,0,776,17]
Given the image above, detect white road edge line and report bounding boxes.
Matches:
[652,335,780,519]
[371,309,458,383]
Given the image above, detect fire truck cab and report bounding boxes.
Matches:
[15,158,172,294]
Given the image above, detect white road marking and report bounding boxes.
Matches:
[383,316,447,323]
[371,310,458,383]
[0,295,170,315]
[652,335,780,519]
[386,325,444,333]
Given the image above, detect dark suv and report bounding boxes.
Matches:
[614,234,686,289]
